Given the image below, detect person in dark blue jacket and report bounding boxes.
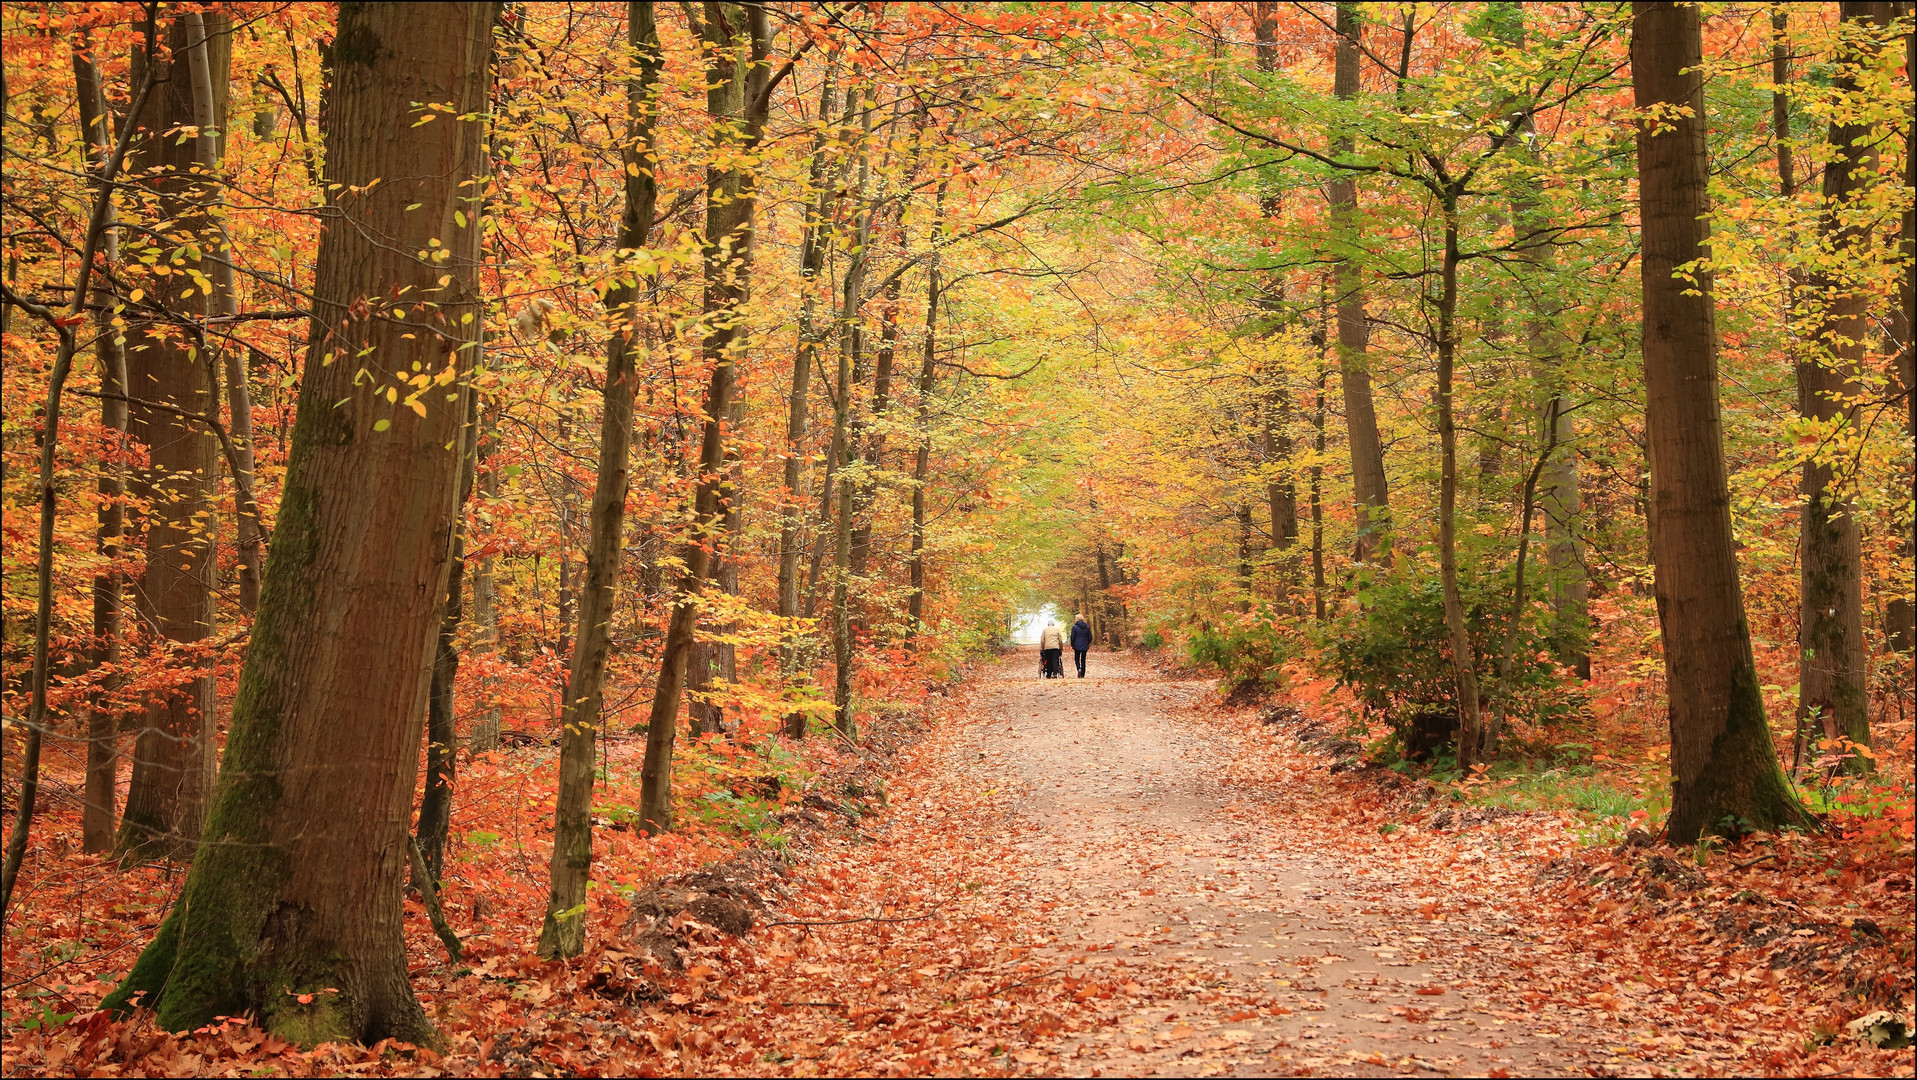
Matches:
[1070,614,1094,677]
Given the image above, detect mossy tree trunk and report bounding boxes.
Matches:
[1631,1,1812,843]
[103,2,497,1044]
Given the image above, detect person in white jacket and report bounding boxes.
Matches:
[1039,620,1065,678]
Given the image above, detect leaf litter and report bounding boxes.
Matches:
[3,650,1912,1076]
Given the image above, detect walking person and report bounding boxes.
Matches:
[1070,613,1093,678]
[1039,619,1065,679]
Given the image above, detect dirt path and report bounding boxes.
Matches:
[936,648,1584,1077]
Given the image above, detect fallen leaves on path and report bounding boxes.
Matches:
[4,652,1911,1077]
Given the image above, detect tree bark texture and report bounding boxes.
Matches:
[115,14,228,865]
[1631,2,1811,842]
[637,1,760,832]
[1797,1,1889,768]
[1329,1,1390,564]
[102,3,497,1042]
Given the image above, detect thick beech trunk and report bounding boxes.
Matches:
[1329,2,1390,564]
[75,47,129,855]
[102,3,496,1041]
[1797,1,1888,769]
[1631,2,1810,842]
[116,16,227,865]
[637,2,763,832]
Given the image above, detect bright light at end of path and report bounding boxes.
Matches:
[1011,604,1057,645]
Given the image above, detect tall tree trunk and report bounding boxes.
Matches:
[181,10,263,615]
[1505,7,1588,678]
[906,187,944,650]
[848,270,903,589]
[637,1,763,832]
[540,0,661,956]
[778,59,840,730]
[75,44,129,856]
[1798,1,1888,770]
[416,387,482,884]
[101,3,497,1041]
[1631,1,1811,843]
[116,15,228,865]
[1261,409,1298,552]
[1435,202,1485,764]
[1329,1,1390,564]
[466,404,504,753]
[688,393,746,738]
[829,95,878,735]
[1236,502,1256,611]
[1886,6,1916,654]
[1310,345,1329,622]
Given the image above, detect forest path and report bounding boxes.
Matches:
[937,648,1583,1077]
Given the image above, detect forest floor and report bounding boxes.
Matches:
[4,648,1912,1076]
